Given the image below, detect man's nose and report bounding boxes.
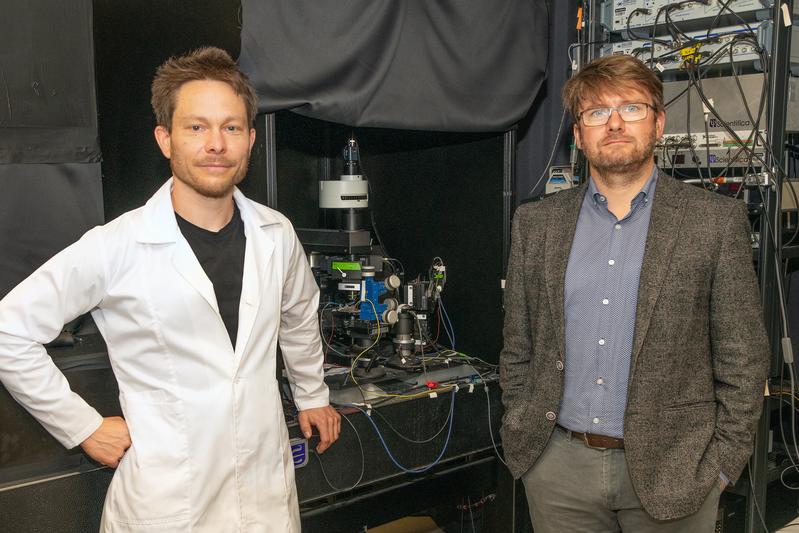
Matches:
[606,109,625,131]
[205,130,226,153]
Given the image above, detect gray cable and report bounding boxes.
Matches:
[370,395,453,444]
[528,108,569,197]
[747,458,771,532]
[312,413,365,492]
[484,383,508,467]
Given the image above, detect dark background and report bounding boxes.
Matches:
[0,0,563,478]
[1,0,574,358]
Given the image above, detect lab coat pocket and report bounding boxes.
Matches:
[109,390,192,526]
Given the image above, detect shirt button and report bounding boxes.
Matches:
[599,195,606,202]
[545,411,556,421]
[614,224,622,230]
[592,417,600,424]
[608,259,615,266]
[602,298,609,305]
[596,378,604,385]
[598,338,606,346]
[556,360,564,371]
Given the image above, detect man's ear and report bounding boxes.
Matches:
[573,122,582,150]
[154,125,172,159]
[248,128,256,154]
[655,110,666,139]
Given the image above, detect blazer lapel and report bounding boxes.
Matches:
[545,184,588,359]
[629,172,684,374]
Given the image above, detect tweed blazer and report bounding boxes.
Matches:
[499,171,770,520]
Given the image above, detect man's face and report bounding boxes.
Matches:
[154,79,255,199]
[573,87,664,176]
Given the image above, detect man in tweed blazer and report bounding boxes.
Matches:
[499,55,769,532]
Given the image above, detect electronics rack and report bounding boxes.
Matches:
[574,2,797,532]
[597,1,799,175]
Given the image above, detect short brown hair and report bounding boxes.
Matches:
[151,46,258,130]
[562,55,664,120]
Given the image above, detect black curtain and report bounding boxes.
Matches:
[239,0,549,132]
[0,0,103,299]
[0,1,100,163]
[0,164,103,298]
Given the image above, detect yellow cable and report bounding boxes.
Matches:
[773,391,799,402]
[348,298,382,388]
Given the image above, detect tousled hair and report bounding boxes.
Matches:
[151,46,257,130]
[562,55,664,120]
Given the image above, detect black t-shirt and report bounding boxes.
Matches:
[175,204,246,349]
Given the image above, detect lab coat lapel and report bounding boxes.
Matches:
[172,237,220,314]
[137,178,220,314]
[233,190,276,365]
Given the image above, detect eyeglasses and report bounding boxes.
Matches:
[577,102,655,127]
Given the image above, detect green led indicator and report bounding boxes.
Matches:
[331,261,361,271]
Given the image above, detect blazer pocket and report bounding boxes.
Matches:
[663,399,715,412]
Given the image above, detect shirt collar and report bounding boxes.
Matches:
[588,166,658,210]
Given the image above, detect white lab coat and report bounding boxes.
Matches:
[0,179,329,532]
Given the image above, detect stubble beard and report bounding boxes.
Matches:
[587,129,658,183]
[172,155,249,199]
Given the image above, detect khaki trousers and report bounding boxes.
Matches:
[521,426,721,533]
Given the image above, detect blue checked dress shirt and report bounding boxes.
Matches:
[558,169,657,438]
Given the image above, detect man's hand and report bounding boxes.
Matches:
[298,406,341,453]
[80,416,131,468]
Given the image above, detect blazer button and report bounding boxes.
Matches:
[545,411,556,421]
[555,360,564,371]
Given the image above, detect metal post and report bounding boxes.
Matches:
[746,2,793,532]
[251,112,278,209]
[503,128,517,276]
[585,0,603,62]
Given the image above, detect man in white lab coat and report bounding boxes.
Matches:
[0,46,340,532]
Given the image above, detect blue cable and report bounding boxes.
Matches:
[436,300,455,348]
[438,298,456,349]
[349,389,457,474]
